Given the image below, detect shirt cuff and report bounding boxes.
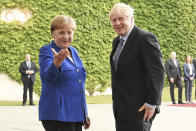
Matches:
[145,103,156,109]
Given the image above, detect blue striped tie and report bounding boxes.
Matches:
[114,38,124,71]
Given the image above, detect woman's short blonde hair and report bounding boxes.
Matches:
[109,3,134,20]
[50,15,76,33]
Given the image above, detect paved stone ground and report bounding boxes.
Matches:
[0,73,196,131]
[0,104,196,131]
[0,73,39,101]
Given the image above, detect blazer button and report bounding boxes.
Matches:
[76,69,79,72]
[80,90,83,93]
[78,79,82,83]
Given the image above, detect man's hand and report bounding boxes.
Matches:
[51,48,69,68]
[181,77,184,81]
[169,77,174,83]
[26,70,33,74]
[83,116,90,130]
[138,104,155,121]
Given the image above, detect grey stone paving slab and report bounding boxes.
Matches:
[0,104,196,131]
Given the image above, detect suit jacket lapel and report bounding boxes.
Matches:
[110,36,120,72]
[117,26,138,71]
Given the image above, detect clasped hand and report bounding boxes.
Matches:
[52,48,70,68]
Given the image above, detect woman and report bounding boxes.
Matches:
[183,55,195,104]
[39,15,90,131]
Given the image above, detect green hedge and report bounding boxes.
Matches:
[123,0,196,85]
[0,0,195,96]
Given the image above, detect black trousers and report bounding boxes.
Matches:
[42,120,83,131]
[169,78,183,102]
[22,78,34,104]
[115,114,156,131]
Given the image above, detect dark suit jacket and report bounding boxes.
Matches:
[165,59,182,80]
[110,26,165,121]
[193,58,196,78]
[19,61,38,82]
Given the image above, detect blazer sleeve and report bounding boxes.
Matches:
[183,63,190,78]
[39,46,60,82]
[141,34,165,105]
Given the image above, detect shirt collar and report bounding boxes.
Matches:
[120,25,134,42]
[119,25,134,46]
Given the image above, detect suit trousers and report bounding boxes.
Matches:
[184,79,193,101]
[42,120,82,131]
[169,78,183,102]
[115,114,156,131]
[23,78,34,104]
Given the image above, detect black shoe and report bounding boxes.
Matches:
[178,101,185,104]
[22,103,25,106]
[30,103,35,106]
[172,101,176,104]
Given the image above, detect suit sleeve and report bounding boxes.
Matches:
[32,62,38,74]
[178,60,183,77]
[183,64,190,78]
[165,60,171,79]
[141,34,165,105]
[39,46,60,82]
[19,62,27,75]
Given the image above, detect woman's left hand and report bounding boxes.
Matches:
[84,116,90,130]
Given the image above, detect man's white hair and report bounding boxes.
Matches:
[109,3,134,20]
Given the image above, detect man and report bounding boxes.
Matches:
[165,52,184,104]
[109,3,165,131]
[192,57,196,99]
[19,54,38,106]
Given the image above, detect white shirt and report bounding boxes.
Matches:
[172,59,177,67]
[188,63,193,75]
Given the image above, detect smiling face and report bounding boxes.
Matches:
[111,14,133,36]
[109,3,134,36]
[52,25,74,49]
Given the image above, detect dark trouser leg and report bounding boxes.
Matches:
[169,82,175,103]
[143,114,156,131]
[184,80,189,101]
[188,80,193,101]
[29,80,34,104]
[22,81,29,104]
[115,114,156,131]
[176,79,183,102]
[42,120,82,131]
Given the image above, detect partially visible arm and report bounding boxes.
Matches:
[183,64,190,78]
[165,61,171,79]
[192,64,195,78]
[139,34,165,121]
[39,46,60,82]
[141,34,165,105]
[19,62,27,75]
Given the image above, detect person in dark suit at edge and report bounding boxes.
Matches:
[19,54,38,106]
[192,57,196,99]
[165,52,185,104]
[109,3,165,131]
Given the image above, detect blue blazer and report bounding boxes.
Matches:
[183,63,195,80]
[39,40,88,122]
